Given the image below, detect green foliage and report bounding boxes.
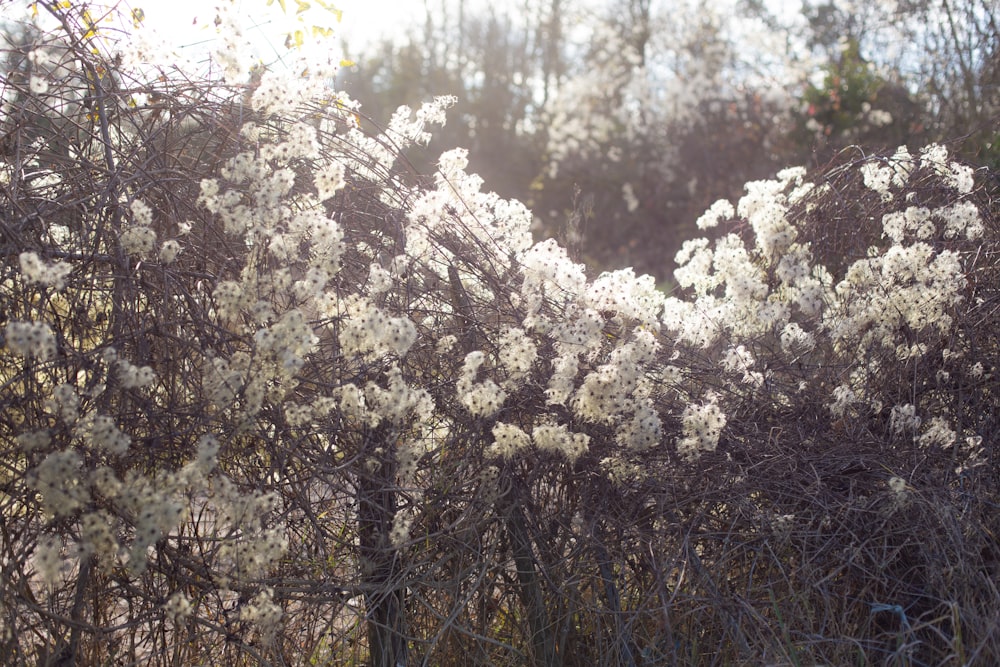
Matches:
[792,39,922,162]
[803,39,883,137]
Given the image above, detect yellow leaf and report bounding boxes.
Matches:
[311,25,334,39]
[339,58,355,68]
[31,2,37,18]
[294,29,304,48]
[131,8,144,28]
[295,0,309,13]
[315,0,342,21]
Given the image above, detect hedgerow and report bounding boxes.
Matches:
[1,3,997,665]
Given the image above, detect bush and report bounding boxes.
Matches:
[1,3,997,665]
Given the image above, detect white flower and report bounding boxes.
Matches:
[75,413,131,455]
[890,403,920,434]
[918,417,957,448]
[499,327,537,383]
[27,450,87,517]
[159,240,182,264]
[367,263,393,295]
[120,226,157,257]
[486,422,531,459]
[457,351,507,418]
[861,161,899,200]
[937,201,983,240]
[130,199,154,226]
[19,252,72,290]
[163,592,193,621]
[622,182,639,212]
[314,162,346,201]
[239,588,283,643]
[29,74,49,94]
[695,198,735,230]
[5,321,56,359]
[115,359,157,389]
[677,395,727,461]
[780,323,816,355]
[532,423,589,464]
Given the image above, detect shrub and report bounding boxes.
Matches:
[1,3,997,665]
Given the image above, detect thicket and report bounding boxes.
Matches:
[1,3,999,666]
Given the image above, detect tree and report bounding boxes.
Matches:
[341,2,548,202]
[791,37,924,164]
[790,0,1000,166]
[534,0,796,278]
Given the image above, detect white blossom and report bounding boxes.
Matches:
[19,252,72,290]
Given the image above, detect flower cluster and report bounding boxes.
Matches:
[239,588,283,645]
[45,383,80,424]
[498,327,537,388]
[120,224,157,257]
[314,161,346,202]
[486,422,531,459]
[163,592,193,622]
[26,450,87,518]
[387,96,457,146]
[532,422,590,464]
[158,239,182,264]
[389,505,417,548]
[78,510,118,563]
[120,199,158,256]
[254,309,318,376]
[5,321,57,359]
[210,478,287,580]
[676,395,727,461]
[75,413,132,455]
[19,252,72,290]
[457,351,507,418]
[114,357,157,389]
[338,295,417,359]
[363,366,435,426]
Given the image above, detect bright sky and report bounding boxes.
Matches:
[139,0,807,59]
[9,0,810,86]
[139,0,420,64]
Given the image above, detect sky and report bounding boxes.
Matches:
[136,0,809,65]
[139,0,422,64]
[7,0,812,91]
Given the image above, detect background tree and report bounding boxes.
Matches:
[342,2,548,201]
[788,0,999,166]
[344,0,1000,280]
